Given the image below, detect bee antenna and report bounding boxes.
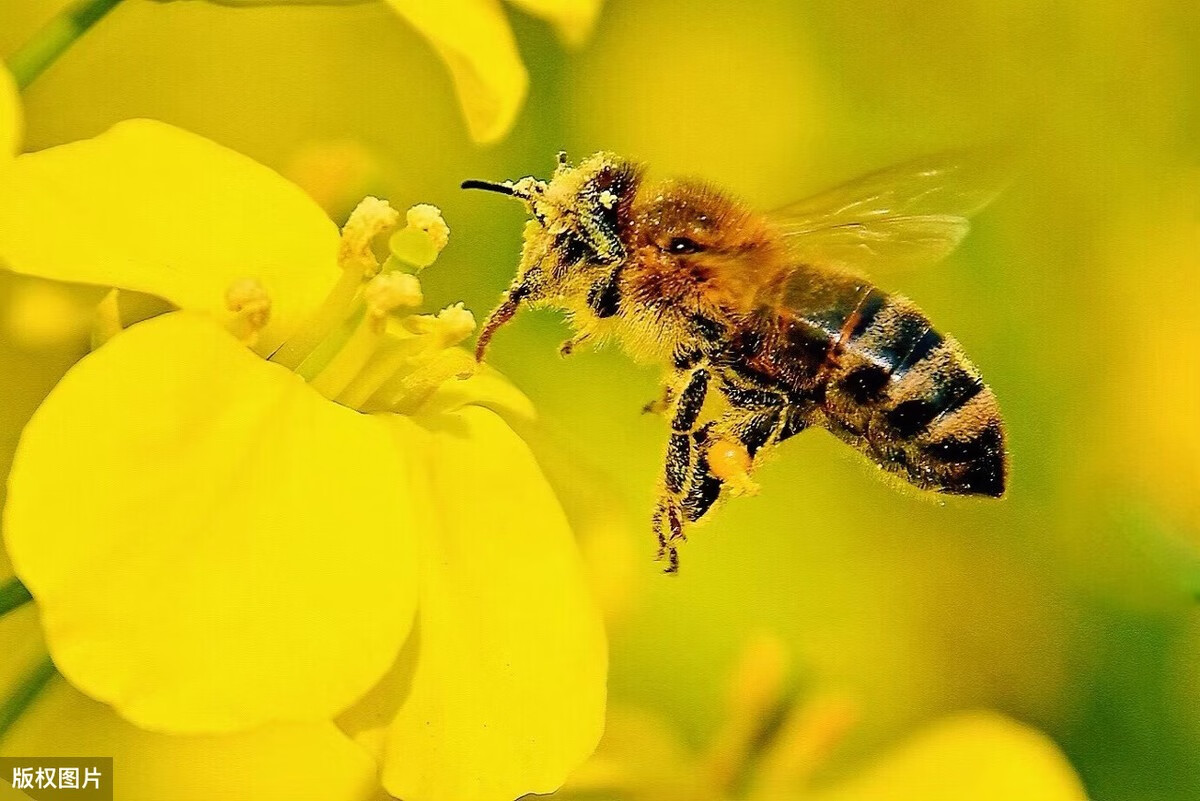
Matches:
[461,179,516,196]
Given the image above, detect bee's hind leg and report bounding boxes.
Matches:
[651,500,683,573]
[651,366,713,572]
[682,396,797,516]
[653,386,805,572]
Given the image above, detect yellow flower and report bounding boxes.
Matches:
[185,0,604,143]
[0,64,19,156]
[0,119,605,801]
[1,549,380,801]
[383,0,603,143]
[559,636,1088,801]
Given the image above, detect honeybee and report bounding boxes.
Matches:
[464,151,1008,572]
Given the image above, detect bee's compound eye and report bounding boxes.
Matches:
[667,236,703,255]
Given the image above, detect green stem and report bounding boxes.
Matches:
[6,0,125,89]
[0,655,55,741]
[0,577,32,618]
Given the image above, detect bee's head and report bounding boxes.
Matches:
[463,151,643,359]
[635,180,770,264]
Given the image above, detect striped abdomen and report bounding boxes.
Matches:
[797,284,1006,497]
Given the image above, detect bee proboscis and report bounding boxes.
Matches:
[464,150,1008,571]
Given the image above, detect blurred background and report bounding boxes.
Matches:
[2,0,1198,798]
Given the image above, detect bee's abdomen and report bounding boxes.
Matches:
[818,290,1007,497]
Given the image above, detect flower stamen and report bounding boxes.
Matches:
[364,272,423,331]
[270,196,402,369]
[259,196,478,413]
[363,304,477,413]
[388,204,451,271]
[309,273,422,400]
[338,196,401,278]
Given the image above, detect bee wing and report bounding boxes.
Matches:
[768,150,1010,273]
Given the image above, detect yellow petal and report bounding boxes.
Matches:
[812,711,1088,801]
[375,407,606,801]
[0,119,339,353]
[4,313,419,733]
[386,0,529,143]
[3,678,382,801]
[0,63,20,156]
[505,0,604,47]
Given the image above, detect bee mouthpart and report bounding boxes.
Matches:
[461,179,516,196]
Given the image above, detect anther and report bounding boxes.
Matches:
[406,302,476,347]
[390,204,450,270]
[364,272,423,328]
[338,196,400,278]
[406,204,449,253]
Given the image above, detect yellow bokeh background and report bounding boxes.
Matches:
[2,0,1198,798]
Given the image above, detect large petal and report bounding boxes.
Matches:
[386,0,529,143]
[3,678,382,801]
[369,407,606,801]
[3,313,419,733]
[0,64,20,156]
[0,119,339,353]
[811,711,1088,801]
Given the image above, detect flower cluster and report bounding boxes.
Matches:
[556,636,1089,801]
[0,115,605,801]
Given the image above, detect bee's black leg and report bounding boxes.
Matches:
[679,386,797,522]
[652,366,712,571]
[680,423,726,522]
[653,381,807,571]
[651,501,683,573]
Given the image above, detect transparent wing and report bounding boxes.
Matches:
[769,149,1010,274]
